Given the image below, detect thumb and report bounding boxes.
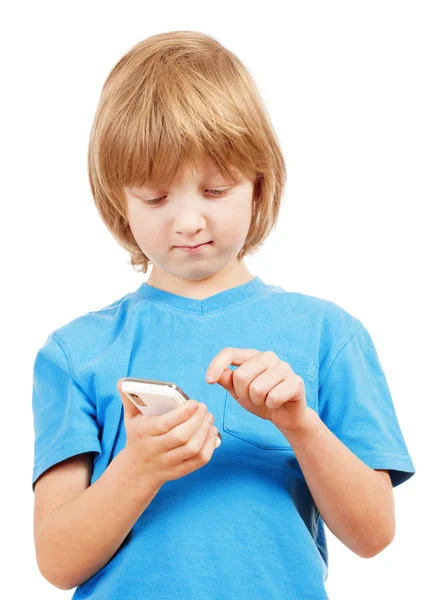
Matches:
[117,378,143,420]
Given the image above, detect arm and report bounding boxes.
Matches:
[279,408,395,559]
[34,449,163,590]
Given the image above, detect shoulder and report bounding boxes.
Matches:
[38,289,138,370]
[52,289,136,336]
[267,284,363,342]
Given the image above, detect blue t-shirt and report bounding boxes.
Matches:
[31,276,416,599]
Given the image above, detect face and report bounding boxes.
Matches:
[123,158,255,297]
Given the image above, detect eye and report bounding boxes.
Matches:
[142,188,230,206]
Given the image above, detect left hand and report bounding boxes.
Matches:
[205,348,312,433]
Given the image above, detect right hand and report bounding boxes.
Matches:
[117,379,219,486]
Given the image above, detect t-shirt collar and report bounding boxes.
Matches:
[135,275,270,314]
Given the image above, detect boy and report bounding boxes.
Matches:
[32,30,415,599]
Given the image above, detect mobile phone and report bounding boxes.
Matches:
[121,377,221,448]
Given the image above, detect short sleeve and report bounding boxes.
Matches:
[31,334,102,492]
[318,325,416,488]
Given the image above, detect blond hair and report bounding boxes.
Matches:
[88,30,287,273]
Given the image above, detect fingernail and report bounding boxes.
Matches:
[206,374,214,383]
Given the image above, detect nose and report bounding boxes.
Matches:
[173,206,207,237]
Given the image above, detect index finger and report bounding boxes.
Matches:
[206,348,261,382]
[155,399,200,435]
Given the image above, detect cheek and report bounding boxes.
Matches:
[127,211,158,249]
[219,203,252,237]
[127,203,164,238]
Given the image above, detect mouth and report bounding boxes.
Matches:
[175,241,212,249]
[175,241,213,253]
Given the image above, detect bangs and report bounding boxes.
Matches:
[95,45,265,192]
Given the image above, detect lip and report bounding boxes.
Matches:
[175,241,212,253]
[176,241,211,248]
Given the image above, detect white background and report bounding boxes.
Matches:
[2,1,421,598]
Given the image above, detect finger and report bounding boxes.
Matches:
[233,352,281,402]
[266,375,304,409]
[155,399,202,437]
[165,407,215,460]
[206,348,261,382]
[117,378,144,420]
[184,419,218,464]
[155,401,207,451]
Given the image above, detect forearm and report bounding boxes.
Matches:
[36,448,163,590]
[279,408,395,558]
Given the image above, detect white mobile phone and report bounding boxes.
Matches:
[121,377,222,448]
